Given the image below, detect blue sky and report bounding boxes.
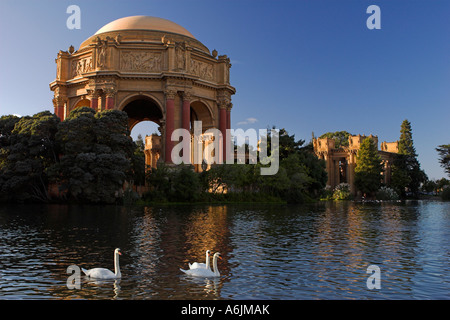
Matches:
[0,0,449,179]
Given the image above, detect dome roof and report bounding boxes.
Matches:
[94,15,195,39]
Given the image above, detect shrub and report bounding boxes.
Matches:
[320,185,334,200]
[333,183,352,200]
[376,186,400,200]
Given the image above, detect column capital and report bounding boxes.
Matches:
[164,88,177,100]
[217,99,230,109]
[217,90,231,109]
[104,86,117,98]
[182,91,193,102]
[52,96,67,108]
[86,88,101,99]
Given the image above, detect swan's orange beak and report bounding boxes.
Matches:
[218,256,222,260]
[118,252,122,255]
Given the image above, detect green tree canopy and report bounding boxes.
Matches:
[436,144,450,177]
[391,119,426,197]
[354,137,383,196]
[49,107,136,204]
[319,131,352,148]
[0,111,60,202]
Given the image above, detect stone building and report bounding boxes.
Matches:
[49,16,235,170]
[313,134,399,194]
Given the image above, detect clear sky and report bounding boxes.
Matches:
[0,0,448,179]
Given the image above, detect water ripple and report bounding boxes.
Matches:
[0,201,449,299]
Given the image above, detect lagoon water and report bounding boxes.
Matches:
[0,201,449,299]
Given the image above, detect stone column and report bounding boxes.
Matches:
[323,152,331,187]
[328,157,335,189]
[217,91,232,163]
[226,104,232,130]
[334,160,340,187]
[105,87,116,110]
[219,105,227,163]
[182,92,191,132]
[164,89,177,163]
[182,92,191,160]
[87,89,100,111]
[52,96,65,121]
[348,152,356,195]
[52,87,67,121]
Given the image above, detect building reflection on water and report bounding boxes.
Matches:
[127,205,231,298]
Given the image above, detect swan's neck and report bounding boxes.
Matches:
[205,253,210,270]
[212,256,220,276]
[114,253,121,277]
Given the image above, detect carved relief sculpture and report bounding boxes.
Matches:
[121,51,162,72]
[96,37,108,69]
[190,59,213,80]
[175,42,186,70]
[71,56,93,78]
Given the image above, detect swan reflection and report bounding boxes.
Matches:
[83,277,122,299]
[181,274,223,297]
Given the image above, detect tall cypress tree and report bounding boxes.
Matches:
[354,137,383,196]
[391,119,426,197]
[436,144,450,177]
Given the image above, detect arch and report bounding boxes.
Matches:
[119,94,164,131]
[190,99,214,130]
[69,98,91,114]
[118,93,164,113]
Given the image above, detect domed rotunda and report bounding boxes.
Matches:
[50,16,235,167]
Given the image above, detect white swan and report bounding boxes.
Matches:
[189,250,211,270]
[181,252,221,277]
[82,248,122,279]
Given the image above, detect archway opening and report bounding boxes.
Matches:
[130,121,160,141]
[190,101,213,130]
[122,97,163,130]
[122,97,164,172]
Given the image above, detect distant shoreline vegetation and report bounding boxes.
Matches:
[1,108,449,205]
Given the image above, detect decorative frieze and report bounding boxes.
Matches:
[190,59,214,80]
[71,56,93,78]
[120,50,162,72]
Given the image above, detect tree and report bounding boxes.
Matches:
[131,135,146,186]
[436,144,450,177]
[390,156,411,198]
[354,137,383,196]
[49,107,136,204]
[0,111,60,202]
[319,131,352,148]
[0,115,21,148]
[391,119,426,197]
[263,127,327,196]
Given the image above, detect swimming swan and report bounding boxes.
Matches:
[189,250,211,270]
[82,248,122,279]
[180,252,221,277]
